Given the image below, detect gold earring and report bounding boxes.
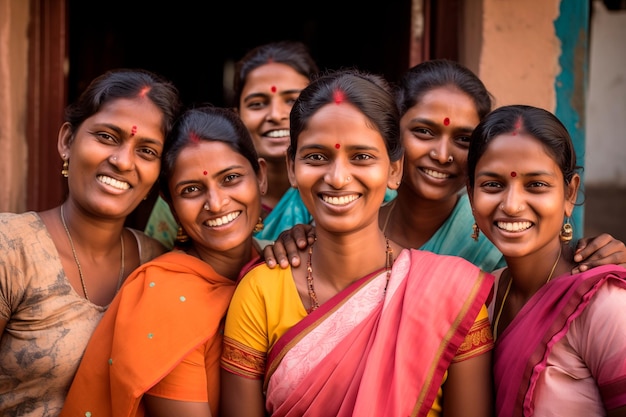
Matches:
[61,160,69,178]
[471,223,480,241]
[253,217,264,233]
[175,226,189,244]
[560,219,573,242]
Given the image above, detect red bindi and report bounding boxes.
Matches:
[189,132,201,144]
[130,125,137,136]
[443,117,450,126]
[335,144,340,149]
[203,170,208,175]
[270,85,277,93]
[510,171,517,177]
[333,90,345,105]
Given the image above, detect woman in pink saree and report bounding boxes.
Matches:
[467,105,626,416]
[220,69,495,417]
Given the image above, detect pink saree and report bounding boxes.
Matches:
[265,249,494,417]
[494,264,626,417]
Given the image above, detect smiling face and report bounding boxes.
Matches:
[168,140,263,253]
[288,102,402,234]
[60,97,165,218]
[238,62,310,162]
[400,86,480,202]
[470,133,578,258]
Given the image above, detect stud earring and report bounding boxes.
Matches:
[253,217,264,233]
[471,223,480,241]
[560,218,573,242]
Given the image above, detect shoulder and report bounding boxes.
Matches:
[127,228,168,264]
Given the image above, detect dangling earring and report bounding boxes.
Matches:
[61,159,69,178]
[471,223,480,241]
[175,226,189,244]
[560,218,573,242]
[253,217,264,233]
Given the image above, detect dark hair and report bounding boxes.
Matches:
[233,41,319,107]
[288,68,404,162]
[467,105,580,188]
[160,106,260,202]
[64,68,182,142]
[395,59,493,120]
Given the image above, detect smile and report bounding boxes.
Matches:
[496,221,532,232]
[322,194,359,206]
[265,129,289,138]
[422,168,450,179]
[206,211,241,227]
[97,175,130,190]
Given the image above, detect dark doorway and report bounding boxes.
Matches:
[67,1,412,108]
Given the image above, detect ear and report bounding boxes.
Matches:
[386,156,404,190]
[57,122,73,159]
[257,158,269,195]
[564,173,581,217]
[286,153,297,188]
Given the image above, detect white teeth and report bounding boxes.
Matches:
[206,211,241,227]
[423,168,450,179]
[497,221,532,232]
[322,194,359,205]
[97,175,130,190]
[265,129,289,138]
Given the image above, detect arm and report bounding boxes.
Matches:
[572,233,626,273]
[442,351,494,417]
[262,223,315,269]
[220,369,265,417]
[143,395,212,417]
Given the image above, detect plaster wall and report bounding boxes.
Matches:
[0,0,29,212]
[585,0,626,186]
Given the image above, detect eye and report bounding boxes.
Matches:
[528,181,550,189]
[410,127,434,139]
[181,185,201,195]
[137,147,160,161]
[224,173,242,183]
[479,180,503,191]
[94,131,118,144]
[353,153,374,161]
[302,153,327,163]
[455,135,472,147]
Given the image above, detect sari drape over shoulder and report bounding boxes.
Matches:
[494,265,626,417]
[223,249,494,417]
[60,250,258,417]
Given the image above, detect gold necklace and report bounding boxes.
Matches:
[492,245,562,339]
[306,237,393,312]
[60,205,125,302]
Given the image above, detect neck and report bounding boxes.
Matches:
[380,191,459,249]
[189,239,254,282]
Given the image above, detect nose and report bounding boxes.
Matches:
[109,145,135,171]
[429,140,453,164]
[500,185,525,215]
[265,98,289,122]
[205,187,230,213]
[324,158,351,189]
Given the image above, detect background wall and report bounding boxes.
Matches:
[585,0,626,186]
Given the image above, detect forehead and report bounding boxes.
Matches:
[477,134,561,174]
[173,140,249,174]
[299,103,384,147]
[242,62,310,94]
[403,86,480,125]
[89,97,163,132]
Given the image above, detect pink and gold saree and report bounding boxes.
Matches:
[264,249,494,417]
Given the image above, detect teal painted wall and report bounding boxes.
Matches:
[554,1,589,240]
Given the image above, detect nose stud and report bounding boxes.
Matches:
[500,204,524,212]
[345,176,352,183]
[447,155,453,163]
[203,202,210,211]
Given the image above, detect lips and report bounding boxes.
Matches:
[205,211,241,227]
[97,175,130,190]
[422,168,451,180]
[321,194,360,206]
[496,221,533,232]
